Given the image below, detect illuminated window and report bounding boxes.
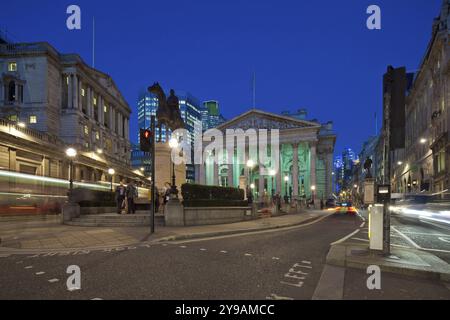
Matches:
[29,115,37,124]
[95,131,100,140]
[84,125,89,135]
[104,105,107,113]
[66,77,69,85]
[8,62,17,72]
[93,97,97,105]
[81,88,85,96]
[9,115,18,122]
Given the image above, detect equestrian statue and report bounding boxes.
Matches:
[148,82,185,142]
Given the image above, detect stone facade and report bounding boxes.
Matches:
[0,42,139,188]
[392,2,450,193]
[195,109,336,203]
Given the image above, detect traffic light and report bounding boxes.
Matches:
[140,128,153,152]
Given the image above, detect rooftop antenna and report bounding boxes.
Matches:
[92,16,95,68]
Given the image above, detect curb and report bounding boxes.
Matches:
[326,243,450,282]
[154,214,330,242]
[0,214,330,255]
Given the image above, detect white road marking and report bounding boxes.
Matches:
[200,248,207,251]
[360,222,365,228]
[220,250,227,254]
[392,226,422,249]
[420,247,450,254]
[266,293,294,300]
[91,298,103,300]
[330,229,360,245]
[162,244,168,247]
[48,279,59,283]
[301,260,311,264]
[179,246,187,248]
[35,272,45,275]
[401,231,450,237]
[244,253,252,256]
[438,237,450,244]
[24,266,33,269]
[272,257,280,260]
[171,213,334,244]
[352,237,369,242]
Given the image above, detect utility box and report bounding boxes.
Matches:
[369,204,384,251]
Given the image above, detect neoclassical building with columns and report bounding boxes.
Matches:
[195,109,336,202]
[0,41,138,187]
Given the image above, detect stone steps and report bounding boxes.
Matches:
[67,213,165,227]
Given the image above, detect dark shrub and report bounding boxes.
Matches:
[181,183,244,201]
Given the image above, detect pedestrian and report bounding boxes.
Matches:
[154,189,160,213]
[126,180,138,214]
[115,180,126,214]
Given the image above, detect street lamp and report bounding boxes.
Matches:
[284,175,289,203]
[420,138,427,144]
[65,148,77,194]
[269,169,276,197]
[247,159,255,192]
[108,168,115,192]
[311,185,316,205]
[169,136,179,198]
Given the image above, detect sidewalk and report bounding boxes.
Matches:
[0,210,329,254]
[313,228,450,300]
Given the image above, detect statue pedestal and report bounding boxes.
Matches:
[165,199,184,226]
[154,142,186,193]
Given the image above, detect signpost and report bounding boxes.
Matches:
[150,116,156,234]
[377,184,391,255]
[140,117,156,234]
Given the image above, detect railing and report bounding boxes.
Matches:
[0,117,61,146]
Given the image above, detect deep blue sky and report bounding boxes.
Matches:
[1,0,442,155]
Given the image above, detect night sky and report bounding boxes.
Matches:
[0,0,442,155]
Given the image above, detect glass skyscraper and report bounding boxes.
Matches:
[202,100,226,131]
[133,89,202,182]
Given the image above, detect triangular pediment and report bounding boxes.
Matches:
[217,109,320,131]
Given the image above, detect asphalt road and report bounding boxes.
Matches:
[0,214,362,300]
[358,210,450,263]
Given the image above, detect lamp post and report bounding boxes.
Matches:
[65,148,77,195]
[169,137,179,198]
[246,159,255,199]
[284,175,289,203]
[269,169,276,197]
[108,168,115,192]
[311,185,316,206]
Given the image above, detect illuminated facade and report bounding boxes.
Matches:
[0,42,142,214]
[196,109,336,203]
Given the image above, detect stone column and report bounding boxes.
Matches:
[78,78,82,110]
[198,163,205,185]
[292,143,299,199]
[213,162,219,186]
[73,74,79,111]
[98,95,103,124]
[276,169,282,195]
[259,166,265,202]
[227,163,233,187]
[310,141,317,193]
[110,107,115,133]
[68,74,73,109]
[325,152,333,198]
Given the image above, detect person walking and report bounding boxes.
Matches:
[126,180,138,214]
[115,180,126,214]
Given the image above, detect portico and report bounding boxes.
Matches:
[196,109,336,203]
